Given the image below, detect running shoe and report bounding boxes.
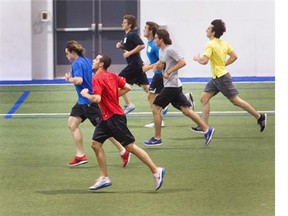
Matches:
[143,137,162,146]
[204,127,215,147]
[124,104,135,114]
[67,155,88,167]
[154,167,165,191]
[185,92,195,110]
[121,150,131,168]
[89,177,112,190]
[144,121,165,128]
[257,113,267,132]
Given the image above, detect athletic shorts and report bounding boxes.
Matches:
[204,72,239,99]
[119,64,149,86]
[149,73,164,94]
[70,103,101,126]
[92,114,135,146]
[153,87,191,110]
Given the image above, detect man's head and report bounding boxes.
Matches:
[155,29,172,47]
[65,40,85,62]
[122,15,137,31]
[144,21,160,38]
[207,19,226,39]
[92,54,112,71]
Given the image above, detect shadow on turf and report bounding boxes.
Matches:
[35,187,193,195]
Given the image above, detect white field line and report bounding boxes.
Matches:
[0,110,275,117]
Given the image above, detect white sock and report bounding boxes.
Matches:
[120,148,126,155]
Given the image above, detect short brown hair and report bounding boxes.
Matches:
[156,29,172,45]
[146,21,160,36]
[123,15,137,30]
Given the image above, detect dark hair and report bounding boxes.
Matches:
[98,54,111,69]
[65,40,86,56]
[156,29,172,45]
[211,19,226,38]
[123,15,137,30]
[146,21,160,36]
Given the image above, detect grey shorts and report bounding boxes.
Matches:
[204,73,238,99]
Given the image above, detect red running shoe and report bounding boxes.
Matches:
[121,150,131,168]
[67,155,88,167]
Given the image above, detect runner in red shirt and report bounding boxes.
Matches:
[80,53,165,191]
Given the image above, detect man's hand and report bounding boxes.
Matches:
[80,88,89,97]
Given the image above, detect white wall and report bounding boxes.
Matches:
[0,0,53,81]
[31,0,54,80]
[0,0,32,80]
[0,0,274,81]
[140,0,275,78]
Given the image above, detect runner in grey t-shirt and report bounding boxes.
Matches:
[143,29,215,147]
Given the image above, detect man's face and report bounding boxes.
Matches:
[92,55,102,70]
[143,25,150,38]
[65,48,74,62]
[206,25,214,38]
[154,34,162,47]
[122,19,130,31]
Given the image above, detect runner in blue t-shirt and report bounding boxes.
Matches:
[142,22,168,128]
[64,40,131,167]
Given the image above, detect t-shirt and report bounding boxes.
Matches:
[203,38,233,78]
[159,46,183,87]
[71,56,93,105]
[92,70,126,120]
[146,39,161,75]
[123,30,144,66]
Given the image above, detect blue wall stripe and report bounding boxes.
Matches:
[4,90,30,119]
[0,76,275,85]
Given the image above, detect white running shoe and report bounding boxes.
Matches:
[145,121,165,128]
[153,167,165,191]
[89,177,112,190]
[185,92,195,110]
[124,104,135,114]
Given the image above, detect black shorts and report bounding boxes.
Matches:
[149,73,164,94]
[204,73,239,99]
[70,103,101,126]
[153,87,191,110]
[92,114,135,146]
[119,64,149,86]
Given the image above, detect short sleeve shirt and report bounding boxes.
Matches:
[92,70,126,120]
[204,38,233,79]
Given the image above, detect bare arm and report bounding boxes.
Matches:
[193,54,209,65]
[123,44,145,59]
[80,88,101,103]
[64,72,83,85]
[163,58,186,79]
[118,83,131,97]
[225,51,238,66]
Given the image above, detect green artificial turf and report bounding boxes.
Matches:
[0,83,275,216]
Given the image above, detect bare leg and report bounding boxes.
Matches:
[199,91,214,125]
[152,104,163,139]
[91,140,108,177]
[181,106,209,132]
[125,143,158,173]
[108,137,125,152]
[122,93,133,106]
[67,116,85,156]
[229,95,261,119]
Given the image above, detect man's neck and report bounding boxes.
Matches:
[125,29,132,34]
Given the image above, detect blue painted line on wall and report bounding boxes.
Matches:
[0,76,275,85]
[4,90,30,119]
